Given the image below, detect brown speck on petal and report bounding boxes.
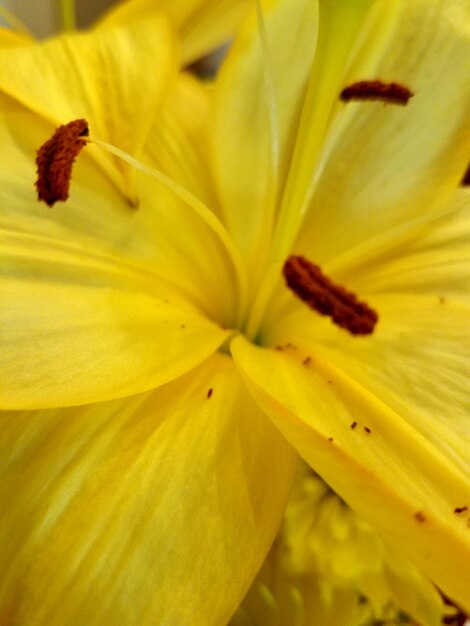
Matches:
[340,80,413,105]
[207,388,213,399]
[283,255,378,335]
[363,426,371,434]
[35,119,89,207]
[350,421,357,430]
[454,506,468,514]
[414,511,426,523]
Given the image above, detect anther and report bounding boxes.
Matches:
[283,256,378,335]
[35,119,89,206]
[462,163,470,186]
[340,81,413,105]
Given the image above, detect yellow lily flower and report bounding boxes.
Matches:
[0,0,469,624]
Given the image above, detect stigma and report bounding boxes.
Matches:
[35,119,89,206]
[283,255,378,335]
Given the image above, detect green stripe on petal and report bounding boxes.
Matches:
[232,336,470,612]
[0,355,296,625]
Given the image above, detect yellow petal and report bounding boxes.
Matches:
[143,72,220,220]
[0,26,32,47]
[210,0,318,270]
[297,0,470,265]
[334,188,470,304]
[0,14,177,194]
[97,0,251,64]
[0,270,228,409]
[280,294,470,493]
[231,336,470,611]
[0,354,296,625]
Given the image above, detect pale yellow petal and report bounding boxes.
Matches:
[210,0,318,269]
[143,72,220,219]
[0,354,296,625]
[0,271,228,409]
[97,0,251,64]
[297,0,470,265]
[232,336,470,611]
[333,188,470,303]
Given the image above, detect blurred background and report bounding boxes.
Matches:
[0,0,118,37]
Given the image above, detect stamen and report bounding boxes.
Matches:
[283,255,378,335]
[340,80,413,105]
[35,119,89,207]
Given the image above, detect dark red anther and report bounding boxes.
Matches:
[35,119,89,207]
[340,80,413,105]
[283,255,378,336]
